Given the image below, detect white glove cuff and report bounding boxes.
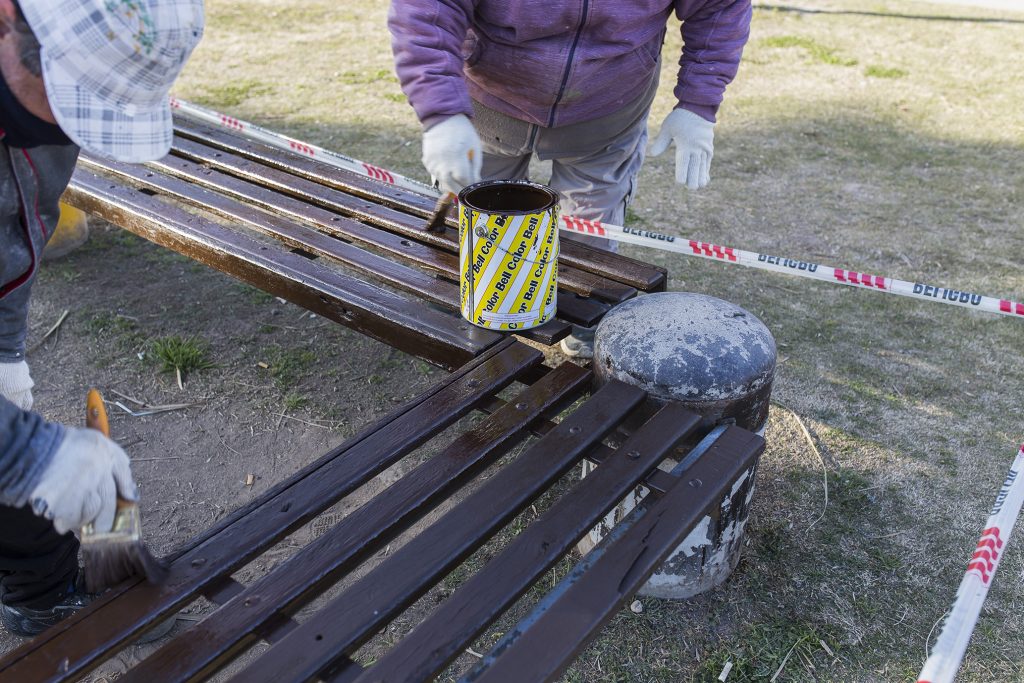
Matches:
[0,360,34,410]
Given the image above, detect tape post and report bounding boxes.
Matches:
[169,98,1024,322]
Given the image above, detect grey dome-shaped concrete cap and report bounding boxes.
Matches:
[594,292,776,431]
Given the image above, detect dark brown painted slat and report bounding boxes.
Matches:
[0,340,540,683]
[79,155,452,306]
[119,362,591,683]
[559,236,667,293]
[66,168,499,369]
[76,155,570,345]
[200,579,301,645]
[228,380,649,683]
[466,426,764,683]
[151,148,608,328]
[168,135,638,306]
[476,396,679,495]
[359,403,702,683]
[146,149,606,328]
[173,117,440,216]
[173,116,667,293]
[78,157,581,337]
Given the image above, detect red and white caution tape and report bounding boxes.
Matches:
[169,97,437,195]
[918,444,1024,683]
[168,97,1024,321]
[559,220,1024,320]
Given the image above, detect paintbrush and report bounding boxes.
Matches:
[425,191,457,233]
[80,388,168,593]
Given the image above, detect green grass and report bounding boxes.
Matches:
[865,64,908,79]
[758,35,858,66]
[264,344,317,388]
[151,335,216,376]
[193,79,272,108]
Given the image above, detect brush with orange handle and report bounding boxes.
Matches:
[80,389,167,593]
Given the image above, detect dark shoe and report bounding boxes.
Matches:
[559,325,596,360]
[1,582,176,641]
[0,590,91,637]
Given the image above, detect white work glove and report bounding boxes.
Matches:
[0,360,33,410]
[28,427,137,535]
[649,109,715,190]
[422,114,482,195]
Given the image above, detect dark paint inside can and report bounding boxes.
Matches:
[459,180,558,214]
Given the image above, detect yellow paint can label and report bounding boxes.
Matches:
[458,181,559,331]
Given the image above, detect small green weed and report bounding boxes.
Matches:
[760,35,857,66]
[151,335,216,376]
[865,65,908,79]
[282,393,309,410]
[265,345,317,388]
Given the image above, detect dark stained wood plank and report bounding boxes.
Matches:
[358,403,702,683]
[168,134,639,306]
[149,147,608,327]
[76,155,571,345]
[465,427,764,683]
[227,380,649,683]
[174,116,668,293]
[0,340,541,683]
[146,149,606,328]
[66,168,500,369]
[118,363,592,683]
[476,395,680,495]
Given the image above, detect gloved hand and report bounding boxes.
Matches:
[28,427,137,534]
[0,360,34,410]
[649,109,715,190]
[422,114,482,195]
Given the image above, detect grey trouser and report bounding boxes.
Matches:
[471,67,661,251]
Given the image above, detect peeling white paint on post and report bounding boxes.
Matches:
[577,292,775,599]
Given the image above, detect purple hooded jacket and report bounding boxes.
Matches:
[388,0,751,130]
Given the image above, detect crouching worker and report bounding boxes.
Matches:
[0,0,203,637]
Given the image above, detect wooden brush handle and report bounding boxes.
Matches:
[85,388,110,437]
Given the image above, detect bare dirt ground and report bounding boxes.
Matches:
[2,0,1023,681]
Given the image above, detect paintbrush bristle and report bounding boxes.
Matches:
[81,502,168,593]
[425,191,456,233]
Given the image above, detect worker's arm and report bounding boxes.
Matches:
[0,397,136,534]
[674,0,752,123]
[0,397,63,508]
[388,0,475,129]
[650,0,751,190]
[388,0,482,193]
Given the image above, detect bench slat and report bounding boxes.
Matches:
[169,134,639,306]
[77,155,572,344]
[173,116,667,294]
[357,402,702,683]
[118,362,592,683]
[227,380,649,683]
[149,145,609,327]
[67,168,500,369]
[0,339,541,683]
[464,426,764,683]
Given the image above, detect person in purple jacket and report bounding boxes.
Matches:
[389,0,751,356]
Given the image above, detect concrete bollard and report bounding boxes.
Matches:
[578,292,776,599]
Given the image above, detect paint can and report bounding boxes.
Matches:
[458,180,559,331]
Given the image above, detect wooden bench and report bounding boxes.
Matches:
[0,339,762,682]
[65,115,667,369]
[0,115,763,682]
